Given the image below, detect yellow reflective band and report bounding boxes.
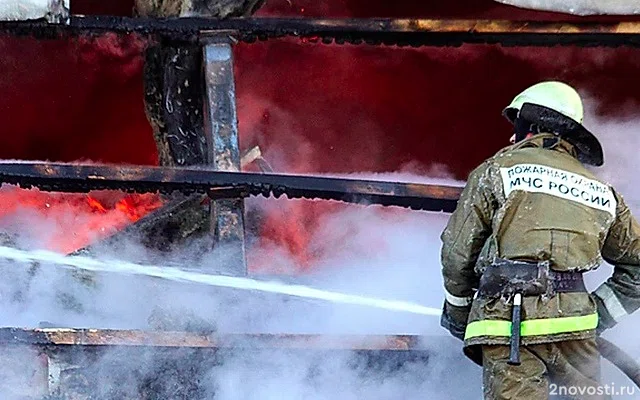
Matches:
[464,313,598,340]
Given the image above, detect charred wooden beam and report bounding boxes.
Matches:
[141,38,212,261]
[0,161,464,212]
[0,328,424,350]
[144,41,208,168]
[2,17,640,47]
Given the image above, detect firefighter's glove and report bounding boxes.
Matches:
[592,293,617,336]
[463,345,483,367]
[440,300,471,341]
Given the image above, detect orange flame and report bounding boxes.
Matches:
[0,188,162,254]
[87,196,108,213]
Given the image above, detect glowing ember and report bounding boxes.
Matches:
[87,196,108,213]
[114,195,162,221]
[300,36,320,44]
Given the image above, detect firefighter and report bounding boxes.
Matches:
[439,81,640,399]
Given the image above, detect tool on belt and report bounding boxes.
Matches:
[478,258,587,366]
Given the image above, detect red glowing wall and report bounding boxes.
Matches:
[2,0,640,258]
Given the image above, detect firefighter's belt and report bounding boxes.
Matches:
[477,258,586,299]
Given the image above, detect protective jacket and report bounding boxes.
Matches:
[441,133,640,349]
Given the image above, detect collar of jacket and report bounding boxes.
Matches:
[498,133,580,161]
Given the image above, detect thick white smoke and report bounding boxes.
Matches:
[494,0,640,15]
[0,0,53,21]
[580,96,640,397]
[0,169,481,398]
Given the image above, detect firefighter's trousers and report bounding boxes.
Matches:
[482,338,612,400]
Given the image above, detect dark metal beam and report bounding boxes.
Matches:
[2,17,640,47]
[0,161,463,212]
[202,36,247,275]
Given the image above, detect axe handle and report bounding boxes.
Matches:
[508,293,522,366]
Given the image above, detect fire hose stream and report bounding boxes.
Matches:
[0,245,638,390]
[0,245,442,317]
